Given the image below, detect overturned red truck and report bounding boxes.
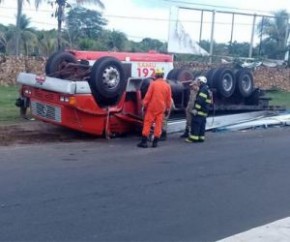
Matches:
[16,50,268,136]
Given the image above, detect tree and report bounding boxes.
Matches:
[0,24,8,53]
[228,41,251,57]
[37,30,58,56]
[14,0,44,56]
[257,10,289,59]
[7,14,38,55]
[0,32,7,54]
[139,38,167,52]
[47,0,104,50]
[107,30,127,51]
[66,6,107,44]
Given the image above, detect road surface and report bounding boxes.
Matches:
[1,127,290,241]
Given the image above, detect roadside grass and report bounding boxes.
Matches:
[266,90,290,109]
[0,85,21,124]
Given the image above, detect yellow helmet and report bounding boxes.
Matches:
[155,68,164,77]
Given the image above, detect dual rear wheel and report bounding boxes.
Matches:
[205,67,254,98]
[45,51,126,106]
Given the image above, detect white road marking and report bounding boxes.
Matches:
[217,217,290,242]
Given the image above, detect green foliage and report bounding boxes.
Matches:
[106,30,128,51]
[5,14,38,56]
[138,38,167,52]
[66,7,107,42]
[78,38,99,50]
[229,41,250,57]
[0,24,7,54]
[256,10,289,59]
[36,29,58,56]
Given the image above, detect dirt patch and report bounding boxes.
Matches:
[0,120,99,146]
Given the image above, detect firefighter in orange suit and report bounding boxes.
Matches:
[137,68,172,148]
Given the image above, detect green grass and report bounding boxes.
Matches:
[0,86,22,124]
[266,90,290,109]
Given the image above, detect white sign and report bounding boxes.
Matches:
[167,6,209,56]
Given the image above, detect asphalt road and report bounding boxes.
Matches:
[1,127,290,241]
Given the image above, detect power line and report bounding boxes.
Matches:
[0,15,57,27]
[0,5,53,13]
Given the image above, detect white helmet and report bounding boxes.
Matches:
[196,76,207,84]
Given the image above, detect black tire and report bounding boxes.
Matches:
[175,68,194,82]
[214,67,236,98]
[166,68,179,80]
[235,69,254,97]
[45,51,60,75]
[140,77,153,98]
[89,56,126,106]
[205,68,219,88]
[46,51,77,77]
[166,69,176,80]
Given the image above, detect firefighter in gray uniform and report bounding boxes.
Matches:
[186,76,212,143]
[180,80,199,138]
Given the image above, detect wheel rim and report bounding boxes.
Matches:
[241,75,251,92]
[222,73,233,92]
[102,66,120,89]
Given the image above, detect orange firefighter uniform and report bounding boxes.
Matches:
[142,78,172,138]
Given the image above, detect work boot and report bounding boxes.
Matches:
[180,128,189,138]
[159,130,167,141]
[152,137,159,148]
[137,136,148,148]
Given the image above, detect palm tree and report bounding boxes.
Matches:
[257,10,289,58]
[19,15,38,55]
[7,14,38,55]
[38,30,70,56]
[0,32,7,54]
[15,0,44,56]
[48,0,105,50]
[15,0,104,54]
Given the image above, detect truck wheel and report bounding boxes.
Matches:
[45,51,60,75]
[175,68,194,82]
[46,51,77,77]
[166,69,177,80]
[167,68,194,82]
[140,77,153,98]
[215,67,236,98]
[235,69,254,97]
[89,57,126,106]
[205,68,219,88]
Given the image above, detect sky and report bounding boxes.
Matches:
[0,0,289,44]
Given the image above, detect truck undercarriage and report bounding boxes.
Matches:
[16,50,275,137]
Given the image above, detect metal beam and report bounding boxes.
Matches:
[249,14,257,58]
[179,6,274,18]
[209,10,216,63]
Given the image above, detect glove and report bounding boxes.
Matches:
[192,109,197,116]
